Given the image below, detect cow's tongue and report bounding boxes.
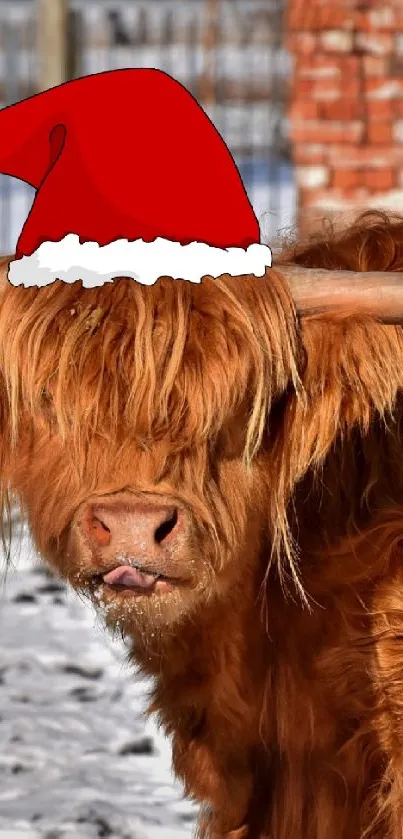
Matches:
[103,565,157,589]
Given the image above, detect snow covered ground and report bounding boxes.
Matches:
[0,526,198,838]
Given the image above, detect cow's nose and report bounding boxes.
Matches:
[80,501,180,554]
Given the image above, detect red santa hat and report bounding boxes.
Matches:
[0,69,272,288]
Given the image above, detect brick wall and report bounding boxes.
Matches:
[287,0,403,232]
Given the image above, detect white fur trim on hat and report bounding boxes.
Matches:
[8,233,272,288]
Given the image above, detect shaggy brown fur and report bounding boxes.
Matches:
[3,210,403,837]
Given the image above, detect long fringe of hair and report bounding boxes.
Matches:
[1,211,403,599]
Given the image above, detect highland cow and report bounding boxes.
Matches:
[3,210,403,839]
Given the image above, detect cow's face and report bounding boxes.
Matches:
[0,273,297,640]
[12,424,269,642]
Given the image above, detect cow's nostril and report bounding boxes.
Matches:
[81,500,182,553]
[154,508,178,544]
[88,514,111,547]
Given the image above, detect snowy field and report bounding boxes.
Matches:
[0,526,198,838]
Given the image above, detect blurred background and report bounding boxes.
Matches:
[0,0,295,254]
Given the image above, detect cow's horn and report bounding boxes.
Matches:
[280,264,403,324]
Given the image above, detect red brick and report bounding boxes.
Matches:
[318,99,366,122]
[294,56,362,80]
[367,122,393,144]
[362,56,391,77]
[338,78,362,100]
[355,32,394,56]
[363,168,396,190]
[293,144,329,165]
[340,56,362,76]
[332,168,362,189]
[287,3,355,31]
[320,100,364,120]
[318,7,355,29]
[287,33,318,56]
[290,120,364,144]
[327,145,403,168]
[310,78,344,100]
[357,8,397,32]
[365,78,403,99]
[287,2,320,31]
[296,56,342,80]
[292,75,314,102]
[366,99,395,120]
[320,30,354,52]
[289,101,320,120]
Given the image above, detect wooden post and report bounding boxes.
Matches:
[66,8,83,82]
[200,0,220,105]
[36,0,68,93]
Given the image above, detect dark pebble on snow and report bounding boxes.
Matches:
[37,582,65,594]
[11,762,27,774]
[77,812,113,837]
[12,592,37,603]
[119,736,155,756]
[69,686,98,702]
[62,664,103,680]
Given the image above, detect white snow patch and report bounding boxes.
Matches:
[0,834,42,839]
[0,531,196,837]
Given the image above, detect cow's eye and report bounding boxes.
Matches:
[213,421,247,461]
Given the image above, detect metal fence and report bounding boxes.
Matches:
[0,0,296,253]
